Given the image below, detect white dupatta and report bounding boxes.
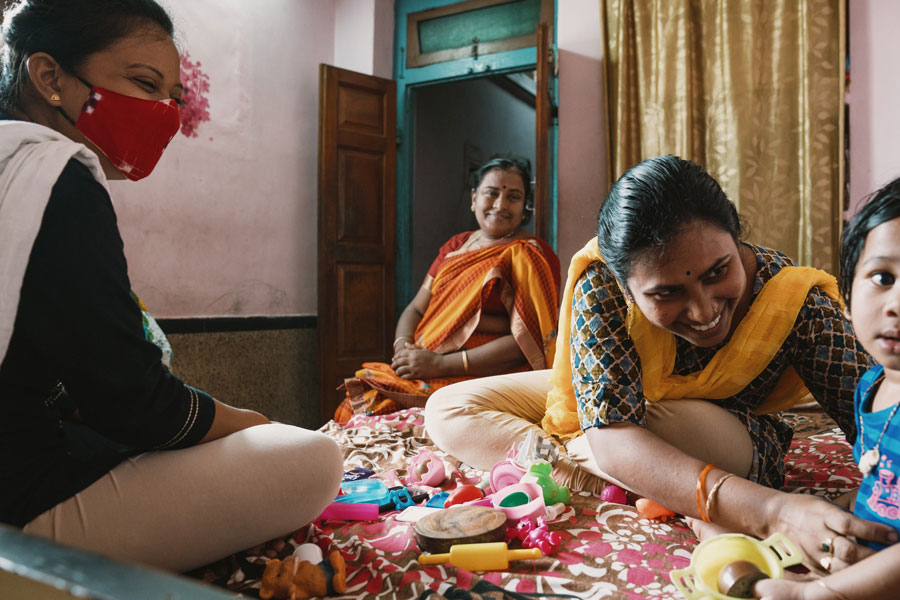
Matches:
[0,120,108,362]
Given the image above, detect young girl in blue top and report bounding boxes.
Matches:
[756,178,900,599]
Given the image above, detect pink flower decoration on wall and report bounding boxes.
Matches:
[179,51,211,138]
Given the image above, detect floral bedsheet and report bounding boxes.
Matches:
[190,408,858,599]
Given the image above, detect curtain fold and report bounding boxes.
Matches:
[601,0,844,272]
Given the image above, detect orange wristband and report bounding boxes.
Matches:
[695,464,717,523]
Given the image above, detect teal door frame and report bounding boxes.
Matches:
[393,0,558,310]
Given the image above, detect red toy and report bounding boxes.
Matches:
[444,484,484,508]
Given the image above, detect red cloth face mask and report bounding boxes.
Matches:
[61,78,181,181]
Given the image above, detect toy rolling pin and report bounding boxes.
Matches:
[418,542,541,571]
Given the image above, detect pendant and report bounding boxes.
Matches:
[859,448,880,476]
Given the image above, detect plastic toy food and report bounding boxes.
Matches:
[259,547,347,600]
[444,484,484,508]
[669,533,801,600]
[418,541,542,571]
[520,461,570,505]
[635,498,675,521]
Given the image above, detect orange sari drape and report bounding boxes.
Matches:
[335,239,559,423]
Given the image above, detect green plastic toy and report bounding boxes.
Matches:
[521,461,570,505]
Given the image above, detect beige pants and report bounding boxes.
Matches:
[24,423,343,572]
[424,370,753,494]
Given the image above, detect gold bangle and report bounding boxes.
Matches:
[461,348,469,373]
[393,336,412,349]
[704,473,735,522]
[816,580,850,600]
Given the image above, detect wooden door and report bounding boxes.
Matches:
[534,22,554,243]
[318,65,397,424]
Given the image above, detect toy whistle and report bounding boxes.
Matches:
[418,542,542,571]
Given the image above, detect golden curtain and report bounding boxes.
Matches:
[602,0,844,272]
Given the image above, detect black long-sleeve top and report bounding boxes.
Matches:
[0,158,215,527]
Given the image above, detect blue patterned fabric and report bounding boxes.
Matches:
[853,365,900,549]
[570,244,872,488]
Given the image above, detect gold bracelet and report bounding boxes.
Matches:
[461,348,469,373]
[393,336,412,349]
[704,472,735,521]
[816,580,850,600]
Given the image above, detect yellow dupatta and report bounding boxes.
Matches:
[541,237,842,440]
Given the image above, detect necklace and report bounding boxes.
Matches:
[858,396,900,477]
[472,228,520,248]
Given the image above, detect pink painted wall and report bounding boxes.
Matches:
[848,0,900,215]
[111,1,392,318]
[111,0,605,318]
[556,0,609,269]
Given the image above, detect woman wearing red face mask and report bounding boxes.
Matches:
[0,0,342,572]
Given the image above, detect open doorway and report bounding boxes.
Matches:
[410,71,537,286]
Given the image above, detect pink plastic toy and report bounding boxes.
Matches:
[599,484,627,505]
[317,502,379,521]
[491,482,545,523]
[523,519,562,555]
[506,517,561,555]
[635,498,675,522]
[489,459,526,494]
[406,450,446,487]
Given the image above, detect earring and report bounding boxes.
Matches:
[50,93,60,102]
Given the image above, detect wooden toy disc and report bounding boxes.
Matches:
[414,506,508,554]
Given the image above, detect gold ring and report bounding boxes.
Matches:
[820,536,834,554]
[819,555,832,572]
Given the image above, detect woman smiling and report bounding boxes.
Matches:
[0,0,341,572]
[334,157,560,422]
[425,155,896,571]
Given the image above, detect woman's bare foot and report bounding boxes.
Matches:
[685,516,733,541]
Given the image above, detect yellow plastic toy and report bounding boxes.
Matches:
[669,533,801,600]
[418,542,542,571]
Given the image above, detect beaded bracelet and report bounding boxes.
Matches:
[695,464,717,523]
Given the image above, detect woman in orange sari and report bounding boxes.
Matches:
[334,157,561,423]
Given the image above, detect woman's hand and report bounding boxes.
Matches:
[391,343,445,380]
[766,492,896,572]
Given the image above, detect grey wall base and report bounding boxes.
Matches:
[166,327,320,429]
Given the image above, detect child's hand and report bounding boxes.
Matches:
[753,578,808,599]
